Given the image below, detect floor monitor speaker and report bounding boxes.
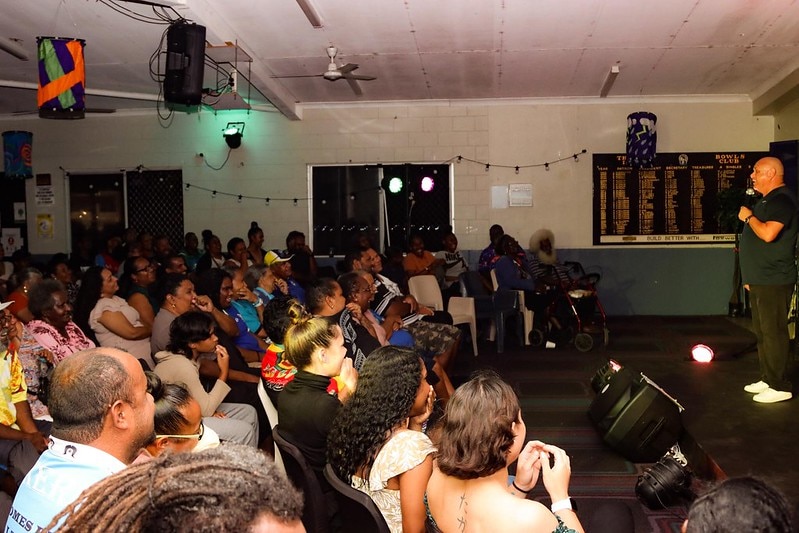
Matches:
[589,367,683,463]
[164,23,206,106]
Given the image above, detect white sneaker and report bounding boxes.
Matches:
[753,388,793,404]
[744,380,769,394]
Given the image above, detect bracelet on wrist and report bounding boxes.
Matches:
[511,481,530,494]
[550,497,576,513]
[745,215,753,224]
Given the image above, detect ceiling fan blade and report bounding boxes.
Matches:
[344,74,376,81]
[338,63,358,74]
[271,74,324,79]
[345,77,363,96]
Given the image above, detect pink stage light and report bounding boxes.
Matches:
[421,176,434,192]
[691,344,714,363]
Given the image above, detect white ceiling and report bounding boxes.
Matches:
[1,0,799,120]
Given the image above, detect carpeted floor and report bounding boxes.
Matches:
[451,314,792,533]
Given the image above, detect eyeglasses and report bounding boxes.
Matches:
[134,264,155,274]
[156,420,204,440]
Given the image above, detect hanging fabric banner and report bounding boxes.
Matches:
[626,111,657,167]
[37,37,86,119]
[2,131,33,179]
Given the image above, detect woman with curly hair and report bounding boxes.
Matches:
[426,371,585,533]
[328,345,434,533]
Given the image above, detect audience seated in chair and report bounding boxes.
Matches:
[328,346,435,533]
[153,311,259,448]
[50,444,304,532]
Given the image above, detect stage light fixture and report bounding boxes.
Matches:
[690,344,714,363]
[223,122,245,149]
[421,176,434,192]
[381,176,403,194]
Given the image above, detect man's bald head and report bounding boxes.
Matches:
[752,157,786,195]
[49,347,140,444]
[760,156,784,177]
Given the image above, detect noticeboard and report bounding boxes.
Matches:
[593,151,767,245]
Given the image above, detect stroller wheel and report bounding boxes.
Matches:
[575,332,594,352]
[530,328,547,347]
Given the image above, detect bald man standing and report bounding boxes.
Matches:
[738,157,798,403]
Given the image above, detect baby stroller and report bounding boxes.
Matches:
[529,261,609,352]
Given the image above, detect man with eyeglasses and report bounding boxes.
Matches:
[7,346,155,532]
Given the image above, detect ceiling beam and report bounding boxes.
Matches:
[184,0,302,120]
[752,66,799,116]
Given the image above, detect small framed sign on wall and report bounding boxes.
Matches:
[508,183,533,207]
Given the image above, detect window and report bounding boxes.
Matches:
[311,163,451,255]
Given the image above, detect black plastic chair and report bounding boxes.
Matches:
[460,271,522,353]
[272,425,331,533]
[323,464,390,533]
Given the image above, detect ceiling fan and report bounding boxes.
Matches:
[274,46,376,96]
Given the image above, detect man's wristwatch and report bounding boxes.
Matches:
[744,215,753,224]
[551,497,578,513]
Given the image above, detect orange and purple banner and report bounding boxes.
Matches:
[37,37,86,119]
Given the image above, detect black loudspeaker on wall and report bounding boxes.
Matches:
[589,362,684,463]
[164,22,206,106]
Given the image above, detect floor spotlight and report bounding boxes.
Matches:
[691,344,714,363]
[223,122,245,149]
[421,176,434,192]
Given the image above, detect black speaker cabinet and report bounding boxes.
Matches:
[589,368,683,463]
[164,22,206,106]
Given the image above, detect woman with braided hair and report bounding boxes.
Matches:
[48,443,304,532]
[327,345,435,533]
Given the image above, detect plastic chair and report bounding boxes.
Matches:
[323,464,391,533]
[490,269,534,345]
[460,272,522,353]
[407,274,479,356]
[257,380,284,472]
[273,425,331,533]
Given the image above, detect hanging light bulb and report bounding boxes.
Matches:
[515,166,520,174]
[237,195,243,203]
[545,163,550,171]
[485,164,490,172]
[265,197,271,206]
[212,190,217,198]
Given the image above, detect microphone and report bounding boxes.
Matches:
[744,187,758,207]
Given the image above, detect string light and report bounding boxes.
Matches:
[293,198,298,206]
[211,190,217,198]
[185,183,190,190]
[449,149,588,172]
[237,195,243,203]
[265,198,270,206]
